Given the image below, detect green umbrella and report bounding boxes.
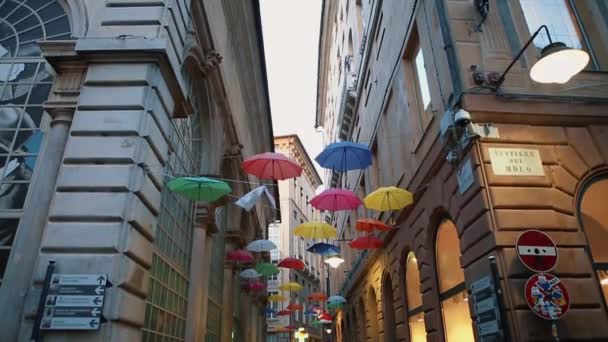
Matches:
[256,262,280,276]
[167,177,231,202]
[327,302,344,310]
[311,320,321,328]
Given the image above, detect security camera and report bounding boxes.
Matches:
[454,108,472,127]
[446,150,459,164]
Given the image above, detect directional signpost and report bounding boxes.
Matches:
[516,230,558,273]
[40,274,108,330]
[470,275,503,341]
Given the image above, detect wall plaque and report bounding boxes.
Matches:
[488,148,544,176]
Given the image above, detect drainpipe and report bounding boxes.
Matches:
[434,0,463,104]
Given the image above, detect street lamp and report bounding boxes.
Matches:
[324,255,345,269]
[493,25,589,88]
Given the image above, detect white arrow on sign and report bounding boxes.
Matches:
[94,286,104,295]
[90,308,100,317]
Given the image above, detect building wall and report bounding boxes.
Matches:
[317,0,608,341]
[0,1,274,341]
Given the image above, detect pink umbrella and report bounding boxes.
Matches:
[310,188,362,211]
[247,280,266,292]
[227,249,255,263]
[242,152,303,180]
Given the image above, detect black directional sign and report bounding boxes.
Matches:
[40,274,107,330]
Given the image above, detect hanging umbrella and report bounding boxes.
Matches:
[286,303,303,311]
[304,308,316,316]
[242,152,303,180]
[363,186,414,212]
[277,257,305,270]
[167,177,231,202]
[226,249,255,263]
[327,301,344,310]
[278,282,304,292]
[349,235,384,249]
[307,243,340,256]
[311,320,322,327]
[318,313,333,323]
[310,188,362,211]
[356,218,392,232]
[327,295,347,305]
[315,141,372,171]
[239,269,262,279]
[255,262,280,276]
[247,280,266,292]
[277,309,292,316]
[264,307,276,315]
[246,239,277,252]
[308,292,328,301]
[294,222,337,239]
[268,294,286,302]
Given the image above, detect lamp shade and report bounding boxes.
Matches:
[324,255,345,268]
[530,42,589,84]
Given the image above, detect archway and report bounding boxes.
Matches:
[358,298,367,342]
[404,251,425,341]
[367,288,379,341]
[381,274,396,341]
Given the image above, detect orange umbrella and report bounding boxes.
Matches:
[287,303,303,310]
[356,218,392,232]
[349,235,384,249]
[308,292,328,301]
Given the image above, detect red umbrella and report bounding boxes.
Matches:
[242,152,302,180]
[247,280,266,292]
[277,309,291,316]
[227,249,254,263]
[349,235,384,249]
[310,188,362,211]
[307,292,328,302]
[355,218,392,232]
[277,257,305,270]
[318,313,332,321]
[286,303,303,311]
[283,325,297,331]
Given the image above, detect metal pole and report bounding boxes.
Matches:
[488,256,510,342]
[31,260,56,342]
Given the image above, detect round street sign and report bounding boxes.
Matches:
[525,273,570,320]
[516,230,558,272]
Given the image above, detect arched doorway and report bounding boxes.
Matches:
[405,251,426,341]
[367,288,379,341]
[436,219,474,341]
[358,298,367,342]
[382,275,396,341]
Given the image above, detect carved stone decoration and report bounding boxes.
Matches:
[201,50,223,75]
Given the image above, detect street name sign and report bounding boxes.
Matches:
[40,274,107,330]
[470,276,502,340]
[489,148,544,176]
[516,230,558,273]
[525,273,570,320]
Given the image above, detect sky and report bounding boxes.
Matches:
[260,0,324,178]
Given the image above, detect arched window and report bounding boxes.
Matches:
[0,0,71,283]
[405,252,426,342]
[436,219,474,341]
[367,288,379,340]
[382,274,396,341]
[577,172,608,305]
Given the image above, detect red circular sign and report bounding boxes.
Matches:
[516,230,558,272]
[525,273,570,320]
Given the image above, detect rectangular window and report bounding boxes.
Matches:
[414,49,431,110]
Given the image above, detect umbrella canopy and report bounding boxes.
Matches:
[255,262,280,276]
[356,218,392,232]
[226,249,255,263]
[246,239,277,252]
[278,282,304,292]
[327,301,344,310]
[304,309,316,316]
[310,188,362,211]
[277,257,305,270]
[311,320,322,327]
[242,152,302,180]
[286,303,303,311]
[277,309,292,316]
[318,313,333,322]
[327,295,347,304]
[315,141,372,171]
[294,222,337,239]
[349,235,384,249]
[363,186,414,212]
[167,177,231,202]
[268,294,286,302]
[308,292,328,301]
[247,280,266,292]
[264,307,276,315]
[307,243,340,256]
[239,269,261,279]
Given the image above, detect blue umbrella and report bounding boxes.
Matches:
[307,243,340,256]
[315,141,372,172]
[264,308,277,315]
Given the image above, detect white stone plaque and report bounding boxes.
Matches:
[489,148,544,176]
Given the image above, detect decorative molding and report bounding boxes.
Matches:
[201,50,222,75]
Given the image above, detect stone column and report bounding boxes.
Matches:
[0,56,83,340]
[220,235,241,342]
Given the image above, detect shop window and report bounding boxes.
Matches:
[405,252,426,342]
[436,219,474,342]
[577,173,608,305]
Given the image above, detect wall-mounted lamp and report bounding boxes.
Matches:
[324,255,345,269]
[492,25,589,89]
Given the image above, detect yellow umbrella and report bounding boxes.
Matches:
[364,186,414,211]
[278,282,304,292]
[268,294,286,302]
[294,222,337,239]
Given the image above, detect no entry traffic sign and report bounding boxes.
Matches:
[524,273,570,320]
[516,230,558,272]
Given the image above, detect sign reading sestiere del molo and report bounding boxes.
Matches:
[489,147,544,176]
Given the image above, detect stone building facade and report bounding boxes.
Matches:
[316,0,608,341]
[0,0,274,341]
[267,135,325,342]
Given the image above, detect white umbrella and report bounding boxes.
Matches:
[327,295,347,304]
[239,269,261,279]
[246,239,277,252]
